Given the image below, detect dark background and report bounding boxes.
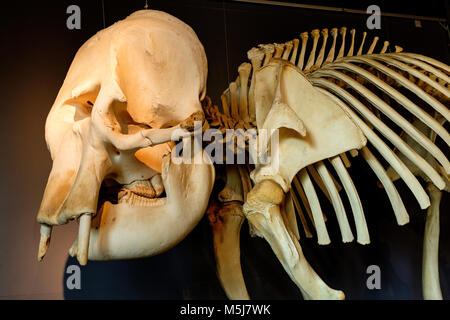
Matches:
[0,0,449,299]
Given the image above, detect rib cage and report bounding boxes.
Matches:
[205,27,450,245]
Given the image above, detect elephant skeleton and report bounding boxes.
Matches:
[36,11,449,300]
[206,27,449,300]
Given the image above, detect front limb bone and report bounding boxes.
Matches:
[209,165,249,300]
[422,183,443,300]
[243,179,345,300]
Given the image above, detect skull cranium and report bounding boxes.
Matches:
[37,10,214,264]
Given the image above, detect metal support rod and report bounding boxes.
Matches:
[230,0,447,22]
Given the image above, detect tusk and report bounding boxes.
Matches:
[77,213,92,266]
[38,224,52,261]
[69,238,78,257]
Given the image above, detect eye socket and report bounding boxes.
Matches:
[108,100,150,134]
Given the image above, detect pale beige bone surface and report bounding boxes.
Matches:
[243,180,345,300]
[37,10,214,262]
[208,165,250,300]
[215,25,448,299]
[251,60,366,191]
[37,13,450,300]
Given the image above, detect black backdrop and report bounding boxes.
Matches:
[1,0,449,300]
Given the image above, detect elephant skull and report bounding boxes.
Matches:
[37,10,215,265]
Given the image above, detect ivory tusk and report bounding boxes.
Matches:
[38,224,52,261]
[77,213,92,266]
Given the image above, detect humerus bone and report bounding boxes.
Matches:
[244,180,344,300]
[208,200,249,300]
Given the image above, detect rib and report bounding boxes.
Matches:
[315,161,354,242]
[339,56,450,122]
[329,156,370,244]
[311,69,447,187]
[322,62,450,149]
[360,146,409,226]
[297,168,330,245]
[290,189,313,238]
[313,83,430,209]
